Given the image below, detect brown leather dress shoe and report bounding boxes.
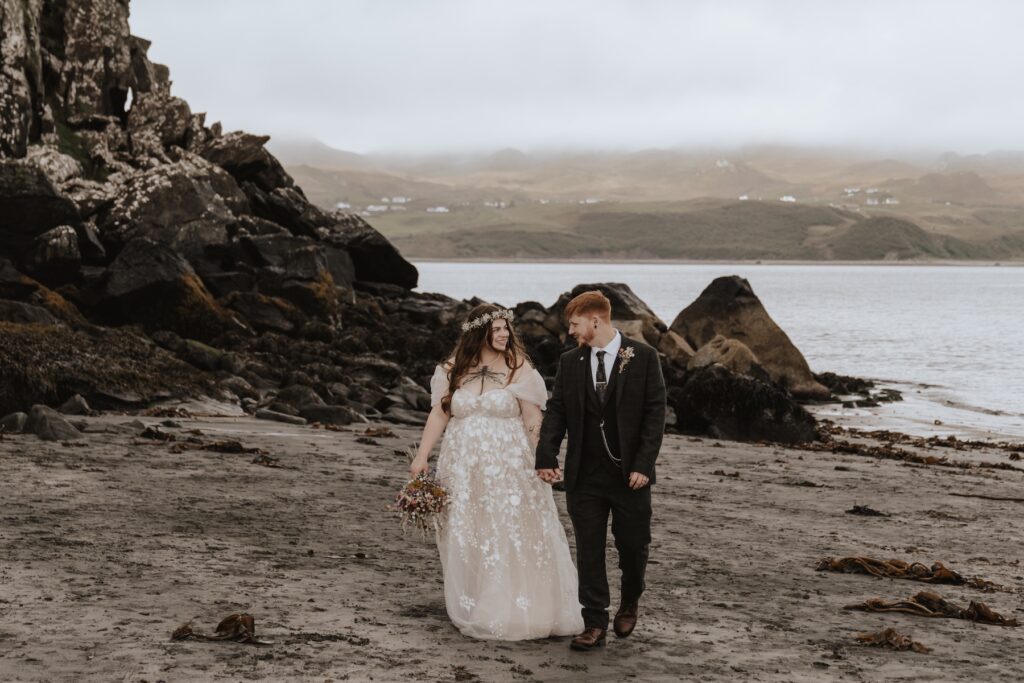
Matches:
[570,627,607,650]
[613,600,639,638]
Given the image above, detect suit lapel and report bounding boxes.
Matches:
[577,348,589,413]
[614,337,632,406]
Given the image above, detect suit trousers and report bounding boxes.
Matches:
[565,455,652,630]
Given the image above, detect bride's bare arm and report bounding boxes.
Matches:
[409,404,450,478]
[520,400,543,450]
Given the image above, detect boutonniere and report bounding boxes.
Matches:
[617,346,635,374]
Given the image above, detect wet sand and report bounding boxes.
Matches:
[2,412,1024,681]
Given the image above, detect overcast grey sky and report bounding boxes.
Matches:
[131,0,1024,155]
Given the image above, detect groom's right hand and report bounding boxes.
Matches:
[536,468,561,484]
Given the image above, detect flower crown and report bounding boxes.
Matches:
[461,309,515,332]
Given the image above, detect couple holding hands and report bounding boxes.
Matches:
[410,290,666,650]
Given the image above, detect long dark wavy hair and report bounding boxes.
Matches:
[441,303,529,414]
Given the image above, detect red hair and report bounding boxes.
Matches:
[564,290,611,321]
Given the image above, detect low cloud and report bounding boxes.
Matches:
[132,0,1024,154]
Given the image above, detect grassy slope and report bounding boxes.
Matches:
[284,149,1024,260]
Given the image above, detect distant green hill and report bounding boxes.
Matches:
[382,200,1024,261]
[279,141,1024,261]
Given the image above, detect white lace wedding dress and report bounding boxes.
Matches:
[429,364,584,640]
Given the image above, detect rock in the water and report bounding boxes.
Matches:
[657,330,695,368]
[672,364,819,444]
[255,408,307,425]
[614,319,648,344]
[59,394,92,415]
[27,404,83,441]
[0,161,80,259]
[688,334,765,378]
[671,276,830,399]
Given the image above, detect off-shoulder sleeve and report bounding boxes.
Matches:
[429,364,450,407]
[506,365,549,410]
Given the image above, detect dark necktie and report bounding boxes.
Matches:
[595,350,607,402]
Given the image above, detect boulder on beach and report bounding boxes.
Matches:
[255,408,307,425]
[27,404,83,441]
[671,276,830,400]
[1,411,29,434]
[298,404,360,426]
[0,321,212,415]
[551,282,666,347]
[0,299,61,325]
[59,394,92,416]
[671,364,820,444]
[99,237,244,340]
[658,330,695,368]
[688,334,766,379]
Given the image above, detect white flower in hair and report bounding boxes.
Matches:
[461,309,515,332]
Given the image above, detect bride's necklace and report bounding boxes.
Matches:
[464,361,507,393]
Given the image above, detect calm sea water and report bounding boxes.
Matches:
[415,262,1024,440]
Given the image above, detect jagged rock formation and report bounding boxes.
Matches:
[671,276,830,400]
[0,0,447,425]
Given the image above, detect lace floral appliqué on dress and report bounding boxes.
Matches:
[429,363,583,640]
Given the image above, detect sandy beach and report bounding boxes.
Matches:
[2,410,1023,682]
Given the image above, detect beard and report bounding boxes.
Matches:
[574,327,595,347]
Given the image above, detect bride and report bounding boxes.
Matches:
[410,303,584,640]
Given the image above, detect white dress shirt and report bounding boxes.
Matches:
[590,330,622,390]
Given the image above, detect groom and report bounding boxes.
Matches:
[536,290,666,651]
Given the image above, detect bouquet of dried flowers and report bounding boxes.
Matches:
[394,471,449,536]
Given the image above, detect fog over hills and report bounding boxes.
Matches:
[269,138,1024,261]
